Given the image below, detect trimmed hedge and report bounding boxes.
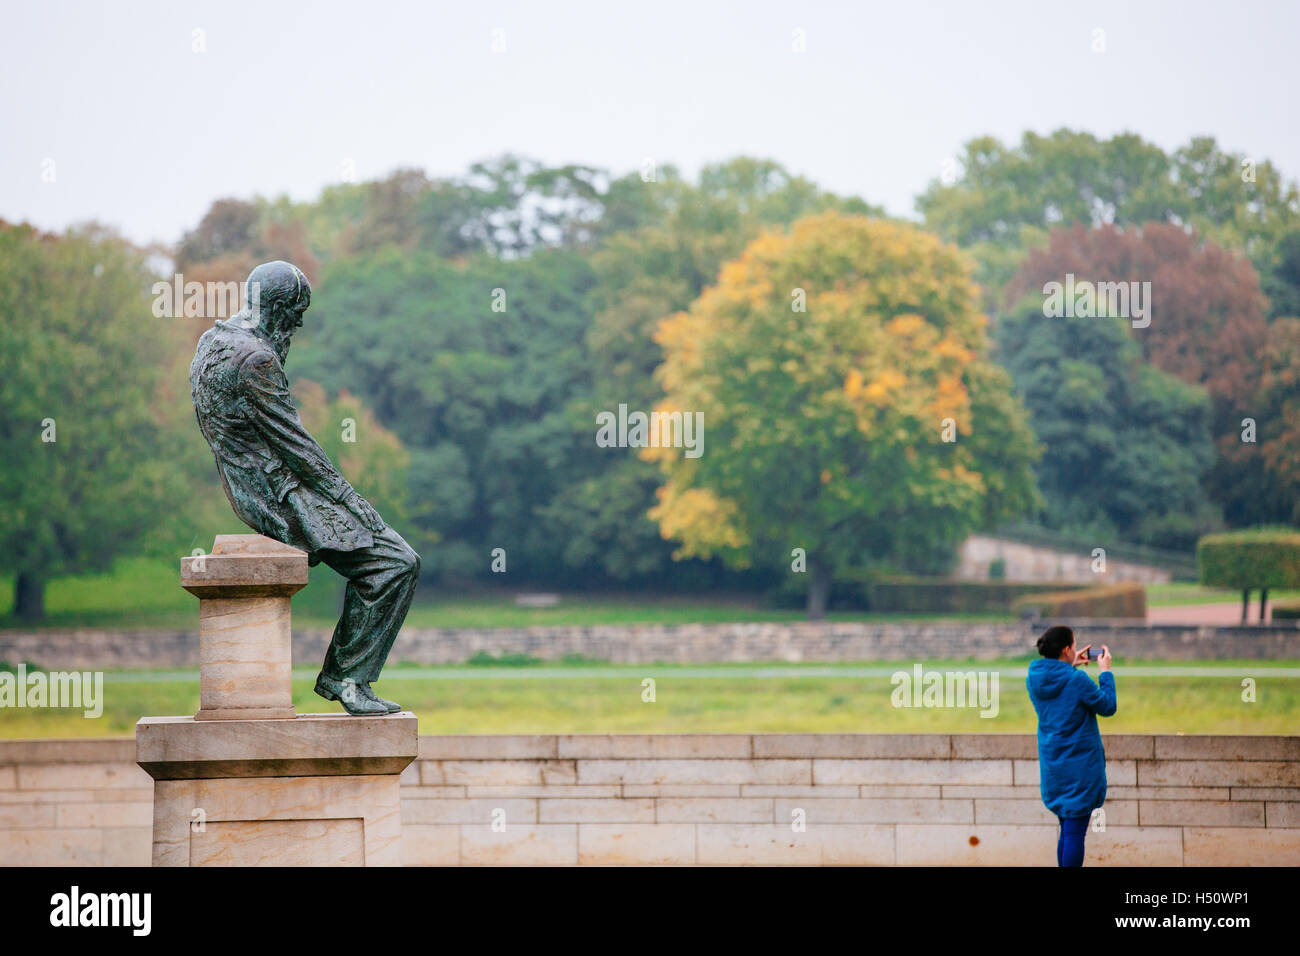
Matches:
[1273,602,1300,620]
[1198,528,1300,590]
[1011,582,1146,619]
[865,578,1090,614]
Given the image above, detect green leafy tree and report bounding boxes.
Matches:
[1262,232,1300,319]
[917,130,1300,301]
[1002,222,1270,530]
[289,245,596,580]
[1253,318,1300,524]
[295,158,610,265]
[995,298,1220,549]
[0,222,187,618]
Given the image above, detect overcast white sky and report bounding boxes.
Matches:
[2,0,1297,247]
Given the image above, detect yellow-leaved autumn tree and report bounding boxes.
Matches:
[645,212,1040,617]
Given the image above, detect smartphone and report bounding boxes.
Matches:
[1089,646,1106,661]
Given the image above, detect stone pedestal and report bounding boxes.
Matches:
[138,533,417,866]
[137,713,416,866]
[182,533,307,721]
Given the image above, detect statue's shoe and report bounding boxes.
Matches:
[360,683,402,713]
[314,673,390,716]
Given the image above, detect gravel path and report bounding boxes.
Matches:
[1148,602,1271,624]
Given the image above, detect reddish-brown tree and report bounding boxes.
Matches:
[1004,223,1269,404]
[1004,223,1274,527]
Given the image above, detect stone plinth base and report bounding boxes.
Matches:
[182,534,308,721]
[136,713,417,866]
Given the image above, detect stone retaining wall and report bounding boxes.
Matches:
[3,619,1298,670]
[2,734,1298,866]
[956,534,1174,584]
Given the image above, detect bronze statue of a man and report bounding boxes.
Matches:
[190,260,420,716]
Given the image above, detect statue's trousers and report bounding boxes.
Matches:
[315,527,421,683]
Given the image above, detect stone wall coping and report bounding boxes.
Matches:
[134,713,418,780]
[0,738,137,764]
[1032,619,1300,632]
[408,733,1298,761]
[5,734,1295,769]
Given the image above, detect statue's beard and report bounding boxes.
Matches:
[269,331,292,364]
[245,309,296,364]
[265,323,293,364]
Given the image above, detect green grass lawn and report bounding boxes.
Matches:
[0,557,1012,630]
[0,558,341,630]
[4,562,1298,740]
[10,558,1300,631]
[3,659,1296,738]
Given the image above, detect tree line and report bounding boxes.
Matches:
[3,133,1298,617]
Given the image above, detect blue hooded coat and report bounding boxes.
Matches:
[1026,659,1117,819]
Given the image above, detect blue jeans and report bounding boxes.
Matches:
[1057,815,1089,867]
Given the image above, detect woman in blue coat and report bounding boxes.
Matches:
[1026,625,1116,867]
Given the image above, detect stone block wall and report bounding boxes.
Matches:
[956,534,1175,584]
[3,734,1298,866]
[4,619,1298,670]
[0,739,152,866]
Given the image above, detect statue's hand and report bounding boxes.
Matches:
[344,490,387,534]
[267,513,292,544]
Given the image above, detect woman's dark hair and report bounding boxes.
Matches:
[1037,625,1075,659]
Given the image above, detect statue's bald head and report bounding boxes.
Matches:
[245,260,310,315]
[243,261,310,362]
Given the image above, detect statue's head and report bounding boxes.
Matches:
[240,261,311,362]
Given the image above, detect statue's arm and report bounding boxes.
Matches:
[239,350,356,504]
